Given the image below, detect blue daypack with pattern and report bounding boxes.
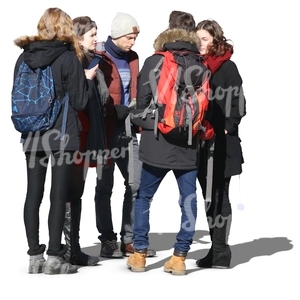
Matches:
[11,61,69,140]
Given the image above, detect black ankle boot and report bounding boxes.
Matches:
[64,202,100,266]
[70,246,100,266]
[196,210,232,268]
[196,246,231,268]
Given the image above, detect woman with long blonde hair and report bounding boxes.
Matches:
[13,7,97,275]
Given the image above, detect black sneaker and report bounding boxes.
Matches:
[100,240,123,258]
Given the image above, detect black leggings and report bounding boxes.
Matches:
[198,174,232,219]
[24,151,75,256]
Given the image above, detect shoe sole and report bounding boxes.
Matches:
[164,267,186,275]
[71,257,100,266]
[44,265,78,275]
[196,261,230,269]
[28,260,46,274]
[44,268,77,275]
[127,262,145,272]
[100,254,123,259]
[196,264,230,268]
[28,266,45,274]
[212,265,230,269]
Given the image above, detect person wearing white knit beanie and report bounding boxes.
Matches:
[93,12,156,259]
[111,12,140,39]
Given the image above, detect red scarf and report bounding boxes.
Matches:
[204,50,232,74]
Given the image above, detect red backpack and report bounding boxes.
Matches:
[131,50,214,144]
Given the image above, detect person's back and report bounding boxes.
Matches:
[13,7,97,275]
[136,27,204,168]
[127,10,202,275]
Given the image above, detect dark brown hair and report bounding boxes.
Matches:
[169,10,195,31]
[73,16,97,61]
[196,19,233,56]
[73,16,97,37]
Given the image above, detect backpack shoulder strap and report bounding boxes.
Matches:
[50,61,69,141]
[149,54,165,105]
[150,55,164,138]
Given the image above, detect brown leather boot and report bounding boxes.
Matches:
[127,251,146,272]
[164,254,186,275]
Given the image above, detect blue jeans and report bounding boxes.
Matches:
[133,163,198,253]
[94,126,142,244]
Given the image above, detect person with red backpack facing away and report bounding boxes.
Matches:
[127,10,208,275]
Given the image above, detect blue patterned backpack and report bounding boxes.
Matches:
[11,61,69,140]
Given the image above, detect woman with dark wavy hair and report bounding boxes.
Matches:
[195,19,246,269]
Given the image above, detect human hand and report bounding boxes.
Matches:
[84,64,98,80]
[128,98,137,110]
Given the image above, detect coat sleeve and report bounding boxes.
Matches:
[223,61,246,134]
[66,54,90,112]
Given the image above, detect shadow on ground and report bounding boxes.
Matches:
[82,232,294,274]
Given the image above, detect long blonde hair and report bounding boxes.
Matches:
[37,7,83,60]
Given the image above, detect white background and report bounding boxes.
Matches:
[1,1,299,299]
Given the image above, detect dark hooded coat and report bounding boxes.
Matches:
[136,29,202,170]
[13,36,90,152]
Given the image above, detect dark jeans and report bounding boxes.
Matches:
[133,163,198,253]
[198,170,232,217]
[24,151,75,256]
[94,126,142,244]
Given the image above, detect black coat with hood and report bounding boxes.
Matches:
[198,55,246,184]
[136,29,202,170]
[209,60,246,178]
[13,37,90,152]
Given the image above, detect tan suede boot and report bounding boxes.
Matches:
[127,252,146,272]
[164,255,186,275]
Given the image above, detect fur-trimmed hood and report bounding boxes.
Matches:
[153,28,200,52]
[14,35,74,48]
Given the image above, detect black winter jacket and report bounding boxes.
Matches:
[137,29,202,170]
[204,60,246,178]
[13,38,90,152]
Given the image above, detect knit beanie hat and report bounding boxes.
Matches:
[111,12,140,39]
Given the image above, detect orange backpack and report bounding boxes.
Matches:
[131,50,214,144]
